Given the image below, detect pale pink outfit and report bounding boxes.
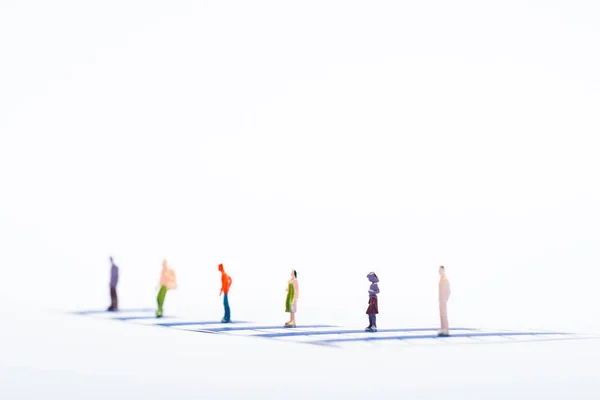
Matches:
[160,261,177,290]
[439,276,451,333]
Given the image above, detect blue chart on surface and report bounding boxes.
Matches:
[71,308,599,348]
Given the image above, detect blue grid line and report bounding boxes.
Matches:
[156,321,251,327]
[316,331,572,344]
[198,324,337,333]
[72,309,597,348]
[72,308,155,315]
[253,327,479,338]
[114,315,175,321]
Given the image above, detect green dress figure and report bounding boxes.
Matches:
[156,259,177,318]
[284,269,298,328]
[285,282,294,312]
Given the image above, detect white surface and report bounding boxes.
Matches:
[2,304,600,399]
[1,1,600,398]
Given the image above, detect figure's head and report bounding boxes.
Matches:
[291,269,297,279]
[162,259,168,270]
[109,256,114,264]
[367,272,379,283]
[439,265,445,276]
[218,263,224,272]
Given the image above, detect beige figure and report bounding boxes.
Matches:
[156,259,177,318]
[438,265,451,336]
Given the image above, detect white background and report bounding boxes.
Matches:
[2,0,600,336]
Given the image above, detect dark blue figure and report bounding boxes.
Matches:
[107,256,119,311]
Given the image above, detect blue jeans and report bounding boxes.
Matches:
[223,294,231,321]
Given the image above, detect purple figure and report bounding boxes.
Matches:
[107,256,119,311]
[365,272,379,332]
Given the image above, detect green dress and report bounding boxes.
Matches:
[285,282,294,313]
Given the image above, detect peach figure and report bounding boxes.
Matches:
[156,259,177,318]
[438,265,451,336]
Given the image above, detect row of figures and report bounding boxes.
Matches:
[364,266,451,336]
[106,258,451,336]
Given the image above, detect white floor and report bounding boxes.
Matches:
[2,303,600,399]
[2,2,600,398]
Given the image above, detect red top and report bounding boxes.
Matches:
[218,264,232,295]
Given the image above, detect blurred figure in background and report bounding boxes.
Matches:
[107,256,119,312]
[284,269,299,328]
[438,265,451,336]
[365,272,379,332]
[156,259,177,318]
[218,263,232,323]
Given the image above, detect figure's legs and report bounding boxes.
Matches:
[439,300,449,335]
[110,287,118,310]
[108,287,115,311]
[222,293,231,322]
[365,314,377,332]
[114,287,118,310]
[366,314,377,331]
[156,285,167,317]
[285,302,296,327]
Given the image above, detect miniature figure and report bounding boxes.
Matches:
[365,272,379,332]
[107,256,119,312]
[438,265,451,336]
[284,270,299,328]
[218,263,232,323]
[156,259,177,318]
